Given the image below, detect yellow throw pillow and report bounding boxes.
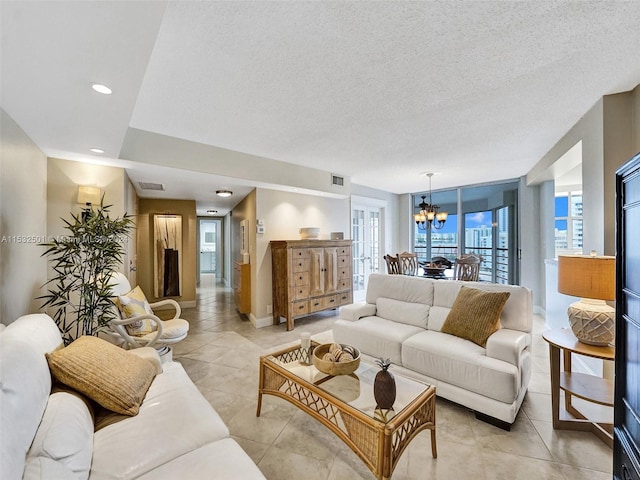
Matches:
[441,287,511,347]
[115,285,156,336]
[46,336,157,416]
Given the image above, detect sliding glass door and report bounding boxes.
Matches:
[413,180,519,284]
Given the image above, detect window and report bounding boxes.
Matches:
[412,180,519,284]
[555,192,582,255]
[204,232,214,243]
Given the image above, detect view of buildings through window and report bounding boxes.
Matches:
[555,192,583,255]
[416,209,510,283]
[413,180,518,284]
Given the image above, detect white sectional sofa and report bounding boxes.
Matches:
[0,314,265,480]
[333,273,533,428]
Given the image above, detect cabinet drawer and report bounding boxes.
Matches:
[338,255,350,268]
[291,248,309,259]
[337,278,351,291]
[290,284,310,301]
[310,295,338,313]
[338,267,351,279]
[337,246,350,256]
[291,300,309,317]
[338,291,352,306]
[292,257,310,273]
[292,272,309,286]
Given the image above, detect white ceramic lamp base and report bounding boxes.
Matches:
[567,298,615,346]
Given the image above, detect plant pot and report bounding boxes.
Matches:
[374,369,396,410]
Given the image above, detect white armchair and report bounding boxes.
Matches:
[108,273,189,360]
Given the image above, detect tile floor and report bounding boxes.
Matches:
[173,276,613,479]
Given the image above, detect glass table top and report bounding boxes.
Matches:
[267,344,431,423]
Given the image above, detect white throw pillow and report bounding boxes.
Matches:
[26,391,93,480]
[23,457,81,480]
[376,297,430,328]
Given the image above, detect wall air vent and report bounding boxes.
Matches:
[138,182,165,191]
[331,174,344,187]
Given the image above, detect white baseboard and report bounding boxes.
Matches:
[251,313,275,329]
[534,305,545,317]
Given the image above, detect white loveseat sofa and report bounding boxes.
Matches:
[333,274,533,427]
[0,314,265,480]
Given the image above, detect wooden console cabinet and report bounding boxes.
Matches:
[270,240,352,330]
[234,261,251,314]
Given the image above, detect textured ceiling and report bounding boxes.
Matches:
[2,1,640,200]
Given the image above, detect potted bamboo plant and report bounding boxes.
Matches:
[40,199,134,345]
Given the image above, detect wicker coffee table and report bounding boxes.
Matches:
[257,342,436,480]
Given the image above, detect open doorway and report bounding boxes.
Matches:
[197,218,223,287]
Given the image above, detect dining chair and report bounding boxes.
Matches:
[383,254,401,275]
[397,252,419,276]
[453,255,481,281]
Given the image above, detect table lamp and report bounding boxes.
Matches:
[557,254,615,346]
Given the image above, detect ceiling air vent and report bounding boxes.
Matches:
[138,182,165,191]
[331,174,344,187]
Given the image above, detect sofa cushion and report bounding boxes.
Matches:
[115,285,156,335]
[441,287,510,347]
[432,281,532,333]
[402,330,520,403]
[23,456,80,480]
[366,273,434,306]
[135,439,266,480]
[46,335,157,416]
[26,391,93,480]
[0,314,63,480]
[376,297,430,328]
[333,317,423,366]
[90,361,231,480]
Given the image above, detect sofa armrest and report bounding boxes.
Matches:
[339,303,377,321]
[485,329,531,366]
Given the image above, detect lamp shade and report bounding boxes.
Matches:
[557,255,615,301]
[77,186,101,205]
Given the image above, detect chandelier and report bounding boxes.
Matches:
[413,173,448,230]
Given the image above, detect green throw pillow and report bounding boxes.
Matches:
[441,286,511,347]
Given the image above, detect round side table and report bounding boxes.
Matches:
[542,328,614,447]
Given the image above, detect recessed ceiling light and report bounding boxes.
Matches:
[91,83,112,95]
[216,190,233,197]
[206,210,218,214]
[90,148,105,154]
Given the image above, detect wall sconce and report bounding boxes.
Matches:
[77,186,101,221]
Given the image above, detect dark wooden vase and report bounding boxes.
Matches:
[374,369,396,410]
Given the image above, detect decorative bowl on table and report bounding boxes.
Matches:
[299,227,320,239]
[424,263,446,276]
[312,343,360,375]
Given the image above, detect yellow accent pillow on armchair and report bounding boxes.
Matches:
[114,285,156,336]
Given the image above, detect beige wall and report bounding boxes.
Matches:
[137,198,197,305]
[603,91,637,255]
[47,157,127,244]
[253,188,351,327]
[0,109,48,324]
